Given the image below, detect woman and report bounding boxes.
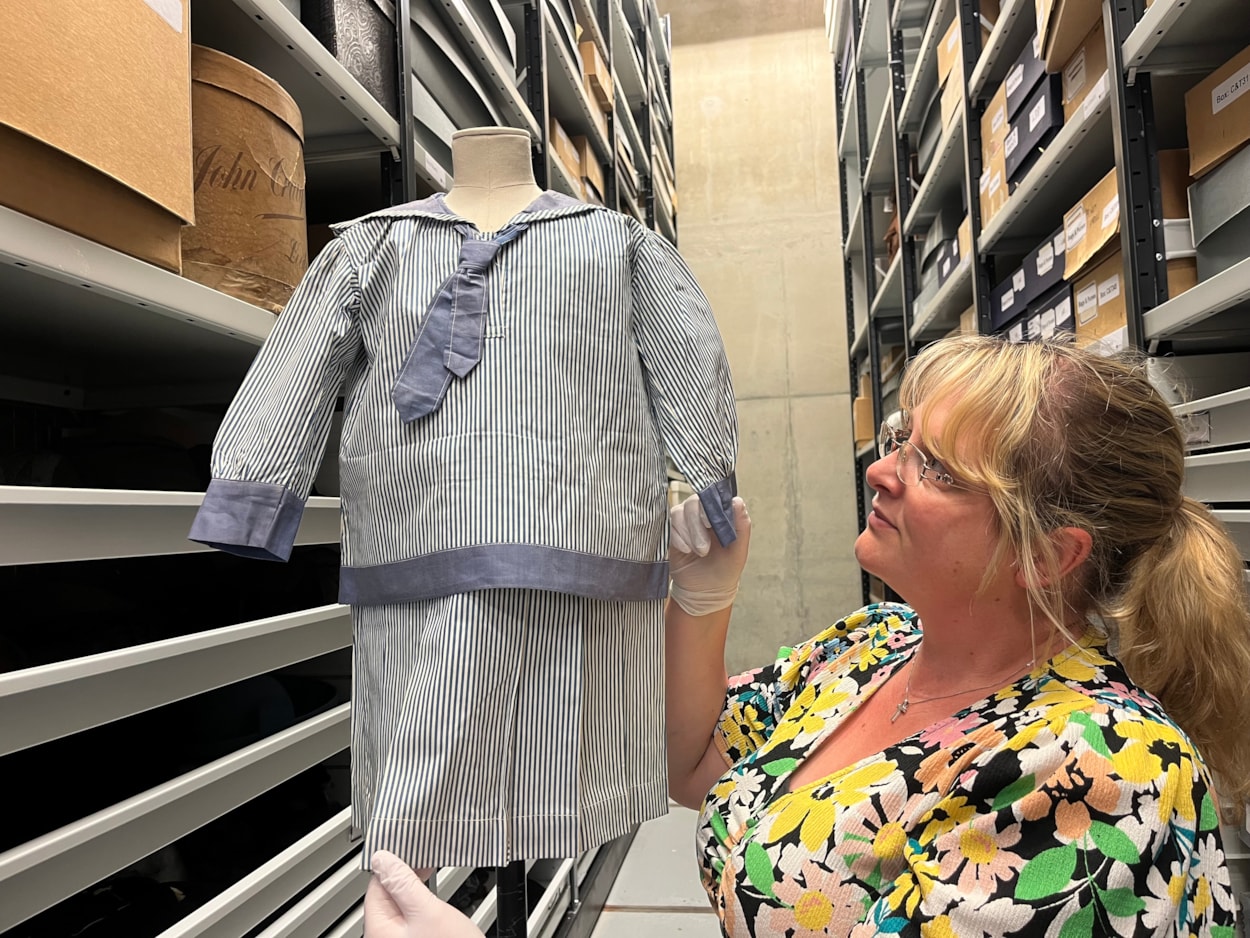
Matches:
[667,335,1250,936]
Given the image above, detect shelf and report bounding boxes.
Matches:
[1122,0,1250,74]
[544,11,611,161]
[871,254,904,317]
[857,0,891,68]
[892,0,932,30]
[432,0,540,139]
[839,69,860,162]
[0,605,350,758]
[851,317,869,359]
[257,853,367,937]
[614,78,647,169]
[0,705,350,934]
[910,256,973,340]
[1184,449,1250,504]
[613,0,648,106]
[979,77,1113,252]
[845,194,865,256]
[0,486,340,566]
[571,0,609,63]
[0,206,275,401]
[1214,509,1250,563]
[549,153,583,199]
[903,110,965,237]
[1144,255,1250,342]
[1175,387,1250,451]
[864,103,896,192]
[898,0,950,135]
[969,0,1034,101]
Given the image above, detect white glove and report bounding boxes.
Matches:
[668,495,751,616]
[364,850,484,938]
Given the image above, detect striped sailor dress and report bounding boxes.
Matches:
[189,191,738,869]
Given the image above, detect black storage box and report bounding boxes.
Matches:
[1005,33,1046,121]
[1024,227,1067,308]
[303,0,398,119]
[990,265,1030,329]
[1004,73,1063,183]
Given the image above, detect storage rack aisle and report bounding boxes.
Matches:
[0,0,676,935]
[827,0,1250,883]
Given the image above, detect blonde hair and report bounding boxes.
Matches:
[899,334,1250,800]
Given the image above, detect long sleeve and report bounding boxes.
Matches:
[629,226,738,546]
[189,238,362,561]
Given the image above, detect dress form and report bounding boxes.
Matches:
[442,127,543,231]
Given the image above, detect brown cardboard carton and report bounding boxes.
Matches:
[1185,43,1250,178]
[572,135,605,203]
[1073,251,1126,344]
[853,396,875,447]
[1167,256,1198,299]
[959,304,979,335]
[1035,0,1100,71]
[579,40,613,113]
[958,214,973,261]
[0,2,193,270]
[1063,168,1119,280]
[1159,149,1190,219]
[982,82,1010,159]
[980,147,1009,228]
[937,1,1001,88]
[549,116,582,182]
[941,59,965,129]
[1061,18,1108,122]
[183,46,307,314]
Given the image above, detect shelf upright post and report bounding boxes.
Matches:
[886,22,916,359]
[389,0,419,203]
[1105,0,1167,353]
[959,0,990,333]
[639,13,656,230]
[851,0,878,303]
[598,0,620,211]
[523,0,552,189]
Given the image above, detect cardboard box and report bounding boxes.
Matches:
[941,59,966,129]
[572,135,604,203]
[1168,257,1198,298]
[853,395,875,447]
[980,146,1009,228]
[1060,18,1108,122]
[959,304,979,335]
[937,1,1001,88]
[1026,227,1068,305]
[1006,33,1046,122]
[1004,73,1063,183]
[1063,168,1120,280]
[549,116,582,181]
[1185,43,1250,178]
[1035,0,1100,72]
[578,40,613,112]
[1073,250,1126,345]
[1159,149,1190,219]
[982,82,1010,160]
[0,2,193,271]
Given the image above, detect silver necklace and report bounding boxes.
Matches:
[890,655,1033,723]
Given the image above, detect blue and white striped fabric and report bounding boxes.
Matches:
[189,191,738,604]
[188,191,737,866]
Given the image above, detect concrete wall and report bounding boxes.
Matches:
[660,0,864,673]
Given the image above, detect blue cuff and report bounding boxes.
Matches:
[697,474,737,548]
[188,479,307,562]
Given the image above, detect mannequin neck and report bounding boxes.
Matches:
[443,128,544,231]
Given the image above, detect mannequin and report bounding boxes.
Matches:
[441,127,543,231]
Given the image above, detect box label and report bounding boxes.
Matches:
[948,28,959,52]
[1013,269,1026,292]
[1101,195,1120,230]
[1001,288,1015,312]
[1007,64,1025,99]
[1009,322,1025,343]
[992,105,1006,134]
[1005,126,1020,159]
[989,171,1002,195]
[1084,72,1109,119]
[1064,48,1087,101]
[980,169,991,192]
[1041,308,1057,338]
[1213,62,1250,115]
[1066,208,1087,252]
[1077,282,1099,322]
[1037,243,1055,276]
[145,0,183,31]
[1054,232,1067,255]
[1026,316,1041,340]
[1182,411,1212,446]
[1056,296,1073,326]
[1098,274,1122,306]
[1029,96,1047,132]
[941,256,952,277]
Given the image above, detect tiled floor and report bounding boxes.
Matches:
[590,804,721,937]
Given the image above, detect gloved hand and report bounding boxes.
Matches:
[364,850,485,938]
[668,494,751,616]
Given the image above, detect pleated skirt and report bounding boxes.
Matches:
[350,589,669,870]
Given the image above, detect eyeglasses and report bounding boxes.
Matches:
[877,418,968,490]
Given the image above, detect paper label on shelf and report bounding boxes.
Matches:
[1077,282,1099,322]
[1064,48,1087,100]
[1037,243,1055,276]
[1029,96,1047,132]
[1182,411,1212,446]
[1213,62,1250,114]
[992,106,1006,135]
[989,171,1002,195]
[1013,270,1027,292]
[1009,322,1025,343]
[1005,126,1020,159]
[1006,64,1025,99]
[144,0,183,30]
[1066,208,1088,252]
[1102,195,1120,230]
[1098,274,1122,306]
[1041,308,1057,337]
[1001,288,1015,312]
[1084,72,1109,119]
[1054,232,1067,256]
[425,154,450,190]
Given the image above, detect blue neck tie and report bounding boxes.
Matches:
[392,220,532,422]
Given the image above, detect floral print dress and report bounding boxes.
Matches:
[697,604,1236,937]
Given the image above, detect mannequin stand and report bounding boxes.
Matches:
[496,860,529,937]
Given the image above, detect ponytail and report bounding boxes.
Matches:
[1106,498,1250,802]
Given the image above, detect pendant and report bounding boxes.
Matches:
[890,699,909,723]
